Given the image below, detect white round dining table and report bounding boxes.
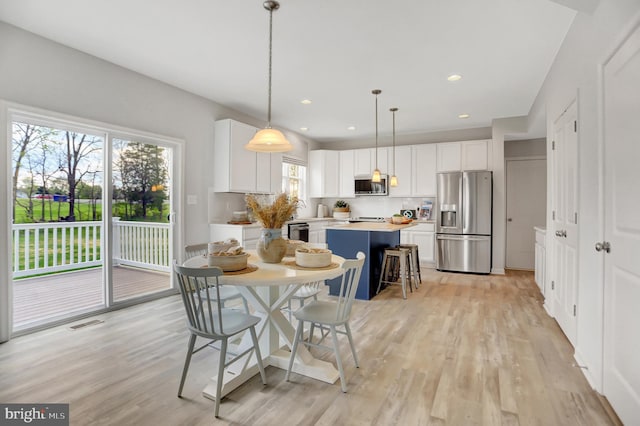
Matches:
[182,250,346,401]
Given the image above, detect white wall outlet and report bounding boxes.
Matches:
[187,195,197,205]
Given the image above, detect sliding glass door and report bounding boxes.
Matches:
[9,111,178,332]
[110,138,173,302]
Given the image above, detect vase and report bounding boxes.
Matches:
[256,228,287,263]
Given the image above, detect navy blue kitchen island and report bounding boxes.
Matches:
[325,222,412,300]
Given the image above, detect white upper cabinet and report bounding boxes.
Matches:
[354,148,372,176]
[213,119,281,194]
[436,142,462,172]
[388,146,412,197]
[309,150,339,198]
[214,119,257,193]
[462,140,491,171]
[436,140,491,172]
[270,153,283,194]
[354,147,389,176]
[412,144,437,196]
[339,150,355,198]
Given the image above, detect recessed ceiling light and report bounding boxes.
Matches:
[301,99,312,105]
[447,74,462,82]
[300,127,309,131]
[347,126,356,131]
[458,113,470,119]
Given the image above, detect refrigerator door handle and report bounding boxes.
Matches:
[437,234,489,242]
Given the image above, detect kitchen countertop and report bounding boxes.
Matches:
[534,226,546,233]
[210,217,337,227]
[325,222,416,232]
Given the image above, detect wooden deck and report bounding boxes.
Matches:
[13,266,170,329]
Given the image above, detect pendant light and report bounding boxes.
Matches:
[371,89,382,182]
[245,1,293,153]
[390,107,398,187]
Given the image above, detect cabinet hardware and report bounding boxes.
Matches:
[596,241,611,253]
[573,305,577,316]
[551,281,555,290]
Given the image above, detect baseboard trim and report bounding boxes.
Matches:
[491,268,505,275]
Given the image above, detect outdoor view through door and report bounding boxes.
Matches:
[11,119,172,331]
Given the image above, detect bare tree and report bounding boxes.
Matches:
[57,131,102,221]
[11,123,54,220]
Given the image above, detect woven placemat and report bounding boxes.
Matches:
[283,260,339,271]
[200,264,258,275]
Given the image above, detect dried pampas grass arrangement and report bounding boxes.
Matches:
[245,193,299,229]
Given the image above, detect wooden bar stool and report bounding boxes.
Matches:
[376,247,413,299]
[396,243,421,289]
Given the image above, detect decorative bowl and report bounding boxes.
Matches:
[295,248,332,268]
[207,252,249,271]
[208,239,239,254]
[391,216,404,224]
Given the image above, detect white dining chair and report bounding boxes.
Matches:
[184,243,249,313]
[285,251,365,392]
[174,263,266,418]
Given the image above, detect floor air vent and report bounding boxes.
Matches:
[69,319,104,330]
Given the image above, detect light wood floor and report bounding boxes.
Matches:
[0,269,618,425]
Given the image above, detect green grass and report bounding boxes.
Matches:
[13,199,170,224]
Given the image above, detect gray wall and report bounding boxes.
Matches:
[504,138,546,158]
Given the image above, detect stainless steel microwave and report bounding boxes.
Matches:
[354,175,388,196]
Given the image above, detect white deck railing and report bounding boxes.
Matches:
[12,219,170,278]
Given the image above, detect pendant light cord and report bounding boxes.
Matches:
[392,109,396,175]
[267,6,274,128]
[375,92,379,168]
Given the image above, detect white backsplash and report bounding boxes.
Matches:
[319,197,435,219]
[209,190,317,223]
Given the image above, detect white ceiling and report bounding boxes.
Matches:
[0,0,576,143]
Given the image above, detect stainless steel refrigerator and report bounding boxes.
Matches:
[436,171,492,274]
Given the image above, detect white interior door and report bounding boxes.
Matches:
[506,158,546,270]
[549,101,579,346]
[602,21,640,425]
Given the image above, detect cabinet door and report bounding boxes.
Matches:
[462,140,489,171]
[270,153,283,194]
[339,150,355,197]
[324,151,340,197]
[412,144,437,196]
[389,146,412,197]
[256,152,271,193]
[229,121,258,192]
[375,147,389,175]
[354,148,372,176]
[412,231,435,264]
[436,142,462,172]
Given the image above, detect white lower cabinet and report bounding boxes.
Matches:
[309,221,329,244]
[400,223,436,267]
[210,224,262,250]
[534,227,546,294]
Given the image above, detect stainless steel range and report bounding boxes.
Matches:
[348,216,386,223]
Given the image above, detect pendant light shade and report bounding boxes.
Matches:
[390,107,398,187]
[371,89,382,183]
[245,1,293,153]
[247,128,292,152]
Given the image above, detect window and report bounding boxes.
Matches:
[282,162,306,201]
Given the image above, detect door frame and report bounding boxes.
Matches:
[505,155,546,270]
[0,101,184,339]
